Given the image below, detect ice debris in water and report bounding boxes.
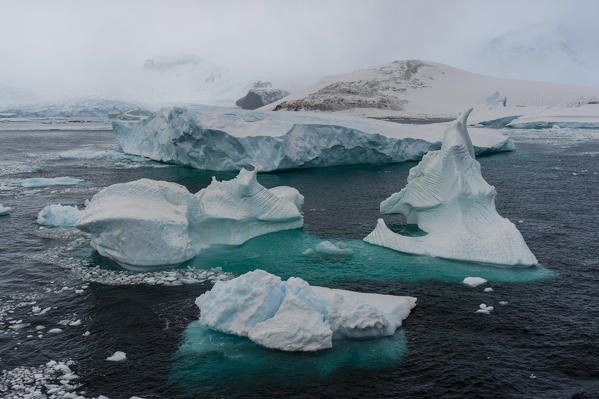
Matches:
[476,304,494,314]
[196,269,416,352]
[29,241,231,286]
[0,359,109,398]
[364,109,538,266]
[499,301,508,306]
[18,177,84,188]
[0,204,11,216]
[463,277,488,287]
[484,287,494,292]
[76,168,304,269]
[106,351,127,362]
[37,204,83,227]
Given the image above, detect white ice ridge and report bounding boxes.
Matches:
[364,109,538,266]
[37,204,83,227]
[113,107,513,172]
[76,168,303,268]
[196,269,417,352]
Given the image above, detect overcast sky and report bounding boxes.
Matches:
[1,0,598,103]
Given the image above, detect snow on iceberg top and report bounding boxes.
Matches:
[262,60,599,120]
[113,106,512,172]
[196,269,416,352]
[364,109,538,266]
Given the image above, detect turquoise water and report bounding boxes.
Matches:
[170,321,407,391]
[188,229,555,285]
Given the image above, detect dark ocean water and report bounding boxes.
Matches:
[0,127,598,398]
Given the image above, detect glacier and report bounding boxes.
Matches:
[113,106,513,172]
[196,269,416,352]
[76,169,303,269]
[37,204,83,227]
[364,109,538,266]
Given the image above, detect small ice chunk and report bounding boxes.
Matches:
[0,204,12,216]
[37,204,83,227]
[475,304,494,314]
[68,319,81,326]
[48,328,63,334]
[463,277,487,287]
[106,351,127,362]
[301,248,314,256]
[314,240,354,256]
[83,331,90,337]
[484,287,494,292]
[499,301,508,306]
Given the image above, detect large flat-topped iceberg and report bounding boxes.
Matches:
[196,270,416,352]
[76,169,304,269]
[364,109,538,266]
[113,107,512,172]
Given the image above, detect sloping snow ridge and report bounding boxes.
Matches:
[76,169,303,269]
[113,106,512,172]
[37,204,83,227]
[196,269,417,352]
[364,109,538,266]
[263,59,599,121]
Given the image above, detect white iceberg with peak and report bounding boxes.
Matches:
[196,269,416,352]
[37,204,83,227]
[76,169,303,268]
[364,109,537,266]
[113,106,512,172]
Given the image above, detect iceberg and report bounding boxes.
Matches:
[364,109,538,266]
[37,204,83,227]
[76,169,303,268]
[196,269,416,352]
[18,177,84,188]
[113,106,512,172]
[0,204,11,216]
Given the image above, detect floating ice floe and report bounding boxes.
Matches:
[196,269,416,352]
[106,351,127,362]
[475,304,494,314]
[18,177,84,188]
[0,204,11,216]
[484,287,494,292]
[314,240,354,256]
[463,277,488,287]
[76,168,303,268]
[364,109,538,266]
[37,204,83,227]
[113,106,512,172]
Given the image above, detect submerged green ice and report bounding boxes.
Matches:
[169,321,408,390]
[187,229,555,285]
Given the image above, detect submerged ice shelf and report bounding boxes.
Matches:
[196,270,416,352]
[76,168,303,268]
[187,229,553,285]
[113,107,513,172]
[364,109,538,266]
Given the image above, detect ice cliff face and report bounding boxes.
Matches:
[364,109,538,266]
[76,169,303,269]
[196,269,417,352]
[113,107,512,172]
[236,81,290,110]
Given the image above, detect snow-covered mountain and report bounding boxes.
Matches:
[262,60,599,122]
